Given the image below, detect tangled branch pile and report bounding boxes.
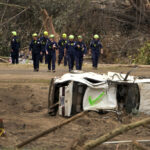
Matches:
[0,0,150,63]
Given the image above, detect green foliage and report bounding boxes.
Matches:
[134,42,150,64]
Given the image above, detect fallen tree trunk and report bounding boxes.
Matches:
[132,140,149,150]
[80,117,150,150]
[41,9,59,41]
[16,111,87,149]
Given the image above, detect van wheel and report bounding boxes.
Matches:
[125,84,140,113]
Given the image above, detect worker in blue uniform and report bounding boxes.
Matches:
[11,31,20,64]
[65,35,76,72]
[45,34,58,72]
[75,35,87,70]
[39,31,49,64]
[90,34,103,69]
[58,33,68,66]
[29,33,42,72]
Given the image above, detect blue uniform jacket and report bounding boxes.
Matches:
[40,36,49,52]
[75,41,87,56]
[66,41,76,55]
[29,39,41,54]
[11,36,20,52]
[58,39,68,51]
[90,40,102,54]
[45,40,58,55]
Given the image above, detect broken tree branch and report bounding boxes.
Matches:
[0,0,9,23]
[0,57,9,63]
[0,2,26,9]
[0,7,29,26]
[90,0,108,5]
[129,0,150,23]
[80,117,150,150]
[132,140,149,150]
[49,102,59,110]
[96,8,138,27]
[106,17,129,23]
[16,111,87,149]
[41,9,59,41]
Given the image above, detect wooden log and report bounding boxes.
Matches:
[0,57,8,63]
[49,102,59,110]
[132,140,149,150]
[80,117,150,150]
[16,111,87,149]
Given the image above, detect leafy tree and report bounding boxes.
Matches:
[134,42,150,64]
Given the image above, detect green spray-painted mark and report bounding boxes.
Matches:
[88,91,105,106]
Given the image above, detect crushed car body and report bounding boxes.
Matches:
[48,71,150,117]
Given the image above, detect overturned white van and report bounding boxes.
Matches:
[48,71,150,117]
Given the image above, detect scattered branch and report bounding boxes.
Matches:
[91,0,108,5]
[106,17,128,23]
[129,0,150,23]
[0,2,26,9]
[0,7,29,26]
[0,0,9,23]
[16,111,87,149]
[120,37,140,53]
[79,117,150,150]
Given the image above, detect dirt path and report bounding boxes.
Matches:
[0,63,150,150]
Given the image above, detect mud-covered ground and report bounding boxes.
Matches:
[0,63,150,150]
